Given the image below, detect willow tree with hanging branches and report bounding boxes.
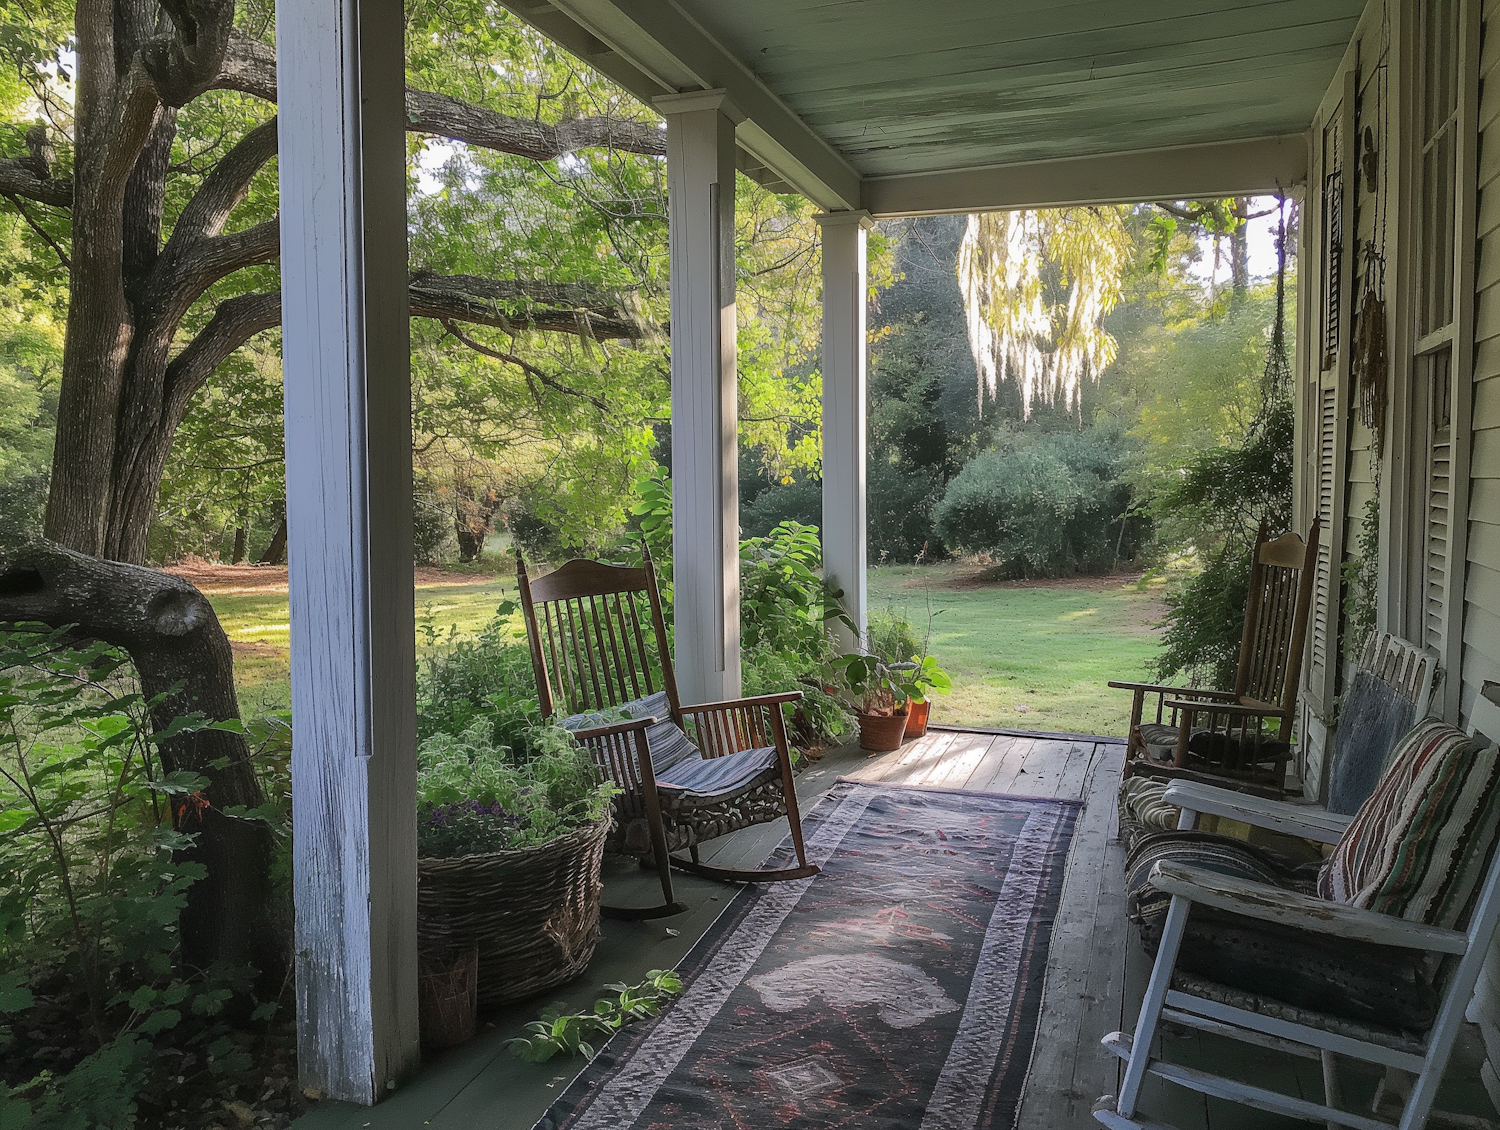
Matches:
[956,206,1131,418]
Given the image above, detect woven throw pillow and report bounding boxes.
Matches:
[1318,718,1500,928]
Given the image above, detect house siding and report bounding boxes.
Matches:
[1465,0,1500,729]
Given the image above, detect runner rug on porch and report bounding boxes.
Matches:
[534,780,1080,1130]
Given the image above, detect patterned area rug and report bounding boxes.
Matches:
[534,780,1080,1130]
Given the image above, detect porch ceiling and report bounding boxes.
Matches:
[503,0,1363,214]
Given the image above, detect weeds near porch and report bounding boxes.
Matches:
[508,969,684,1063]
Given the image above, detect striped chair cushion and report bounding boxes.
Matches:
[563,691,779,799]
[1318,718,1500,929]
[561,690,700,776]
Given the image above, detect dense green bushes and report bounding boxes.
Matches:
[0,631,294,1128]
[931,422,1147,578]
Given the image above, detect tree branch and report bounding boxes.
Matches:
[0,160,70,206]
[441,320,611,413]
[169,117,278,246]
[165,271,648,410]
[164,291,282,413]
[3,192,70,268]
[215,35,664,159]
[408,272,647,341]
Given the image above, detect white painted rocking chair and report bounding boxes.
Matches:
[1099,722,1500,1130]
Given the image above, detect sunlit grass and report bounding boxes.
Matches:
[868,565,1164,738]
[208,564,1165,740]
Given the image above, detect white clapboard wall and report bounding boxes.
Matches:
[1465,687,1500,1109]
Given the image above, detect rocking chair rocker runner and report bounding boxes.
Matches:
[1111,518,1321,793]
[516,550,817,919]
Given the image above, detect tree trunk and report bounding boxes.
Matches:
[232,525,247,564]
[0,541,287,976]
[257,516,287,565]
[1230,197,1250,297]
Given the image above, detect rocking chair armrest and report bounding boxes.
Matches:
[1162,781,1352,844]
[1109,681,1238,701]
[681,691,804,714]
[568,716,659,742]
[1148,860,1469,954]
[1163,699,1290,720]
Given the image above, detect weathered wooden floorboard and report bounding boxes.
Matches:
[960,734,1029,793]
[916,730,998,790]
[1015,742,1127,1130]
[844,729,934,783]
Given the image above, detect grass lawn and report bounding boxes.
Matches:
[180,563,519,717]
[868,564,1165,739]
[195,560,1165,741]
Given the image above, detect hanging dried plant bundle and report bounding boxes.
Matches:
[1261,204,1293,405]
[1353,285,1388,454]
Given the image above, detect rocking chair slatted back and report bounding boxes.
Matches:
[1235,519,1321,721]
[517,554,680,723]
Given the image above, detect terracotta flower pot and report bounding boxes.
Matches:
[905,698,931,739]
[858,710,909,752]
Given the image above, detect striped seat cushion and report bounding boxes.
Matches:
[656,743,780,800]
[1318,718,1500,929]
[1126,831,1438,1031]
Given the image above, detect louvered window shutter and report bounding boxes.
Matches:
[1424,350,1454,653]
[1309,379,1339,681]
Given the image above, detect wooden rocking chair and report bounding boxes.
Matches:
[516,551,817,920]
[1111,519,1321,794]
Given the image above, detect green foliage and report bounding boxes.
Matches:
[1152,399,1295,685]
[414,603,615,858]
[1342,494,1380,662]
[416,599,531,741]
[932,422,1146,577]
[507,970,683,1063]
[0,629,282,1126]
[415,717,615,858]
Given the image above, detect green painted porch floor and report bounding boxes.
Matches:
[293,730,1500,1130]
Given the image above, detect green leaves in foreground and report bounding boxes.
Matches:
[507,970,683,1063]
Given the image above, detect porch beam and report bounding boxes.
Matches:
[658,90,741,704]
[862,133,1310,218]
[519,0,862,211]
[817,210,874,650]
[278,0,419,1103]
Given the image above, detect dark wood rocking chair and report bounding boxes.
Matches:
[1110,518,1321,795]
[516,550,817,919]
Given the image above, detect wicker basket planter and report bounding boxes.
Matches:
[857,709,909,752]
[417,814,610,1010]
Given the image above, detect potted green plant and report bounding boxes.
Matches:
[415,710,617,1034]
[901,654,953,739]
[830,652,918,752]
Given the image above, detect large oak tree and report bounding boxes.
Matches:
[0,0,665,968]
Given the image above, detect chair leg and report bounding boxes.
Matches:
[602,799,689,920]
[1320,1050,1344,1130]
[1117,895,1191,1119]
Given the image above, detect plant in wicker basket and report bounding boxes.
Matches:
[415,714,617,1018]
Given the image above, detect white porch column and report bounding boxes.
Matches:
[278,0,419,1103]
[656,90,741,704]
[817,211,873,650]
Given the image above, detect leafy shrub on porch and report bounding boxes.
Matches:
[932,422,1147,577]
[0,629,296,1128]
[416,715,614,859]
